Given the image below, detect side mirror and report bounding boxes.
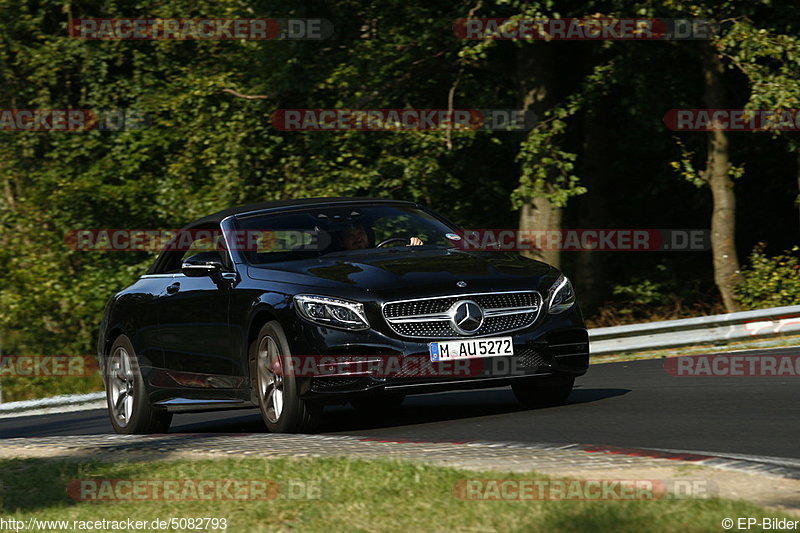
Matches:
[181,259,223,278]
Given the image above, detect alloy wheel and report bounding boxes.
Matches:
[109,346,135,427]
[258,335,285,423]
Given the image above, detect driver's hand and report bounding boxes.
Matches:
[409,237,424,246]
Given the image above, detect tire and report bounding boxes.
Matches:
[350,394,405,413]
[250,321,322,433]
[511,376,575,408]
[105,335,172,434]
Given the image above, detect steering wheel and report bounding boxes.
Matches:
[376,237,409,248]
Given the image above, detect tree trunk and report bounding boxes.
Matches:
[573,120,608,311]
[516,44,561,268]
[572,47,609,313]
[519,196,562,268]
[700,45,742,312]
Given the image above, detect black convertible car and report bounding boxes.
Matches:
[98,197,589,433]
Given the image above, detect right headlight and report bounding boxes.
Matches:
[294,295,370,330]
[547,274,576,314]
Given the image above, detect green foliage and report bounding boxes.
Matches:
[670,137,745,187]
[718,19,800,113]
[511,61,618,207]
[670,137,705,187]
[0,375,103,402]
[0,0,497,360]
[734,244,800,310]
[1,0,799,383]
[612,279,666,307]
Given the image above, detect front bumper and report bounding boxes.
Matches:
[285,307,589,399]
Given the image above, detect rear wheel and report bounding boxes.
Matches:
[511,376,575,408]
[251,321,322,433]
[106,335,172,434]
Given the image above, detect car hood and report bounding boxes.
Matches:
[247,248,556,299]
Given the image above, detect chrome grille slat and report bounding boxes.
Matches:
[382,290,543,339]
[484,308,537,317]
[388,313,451,324]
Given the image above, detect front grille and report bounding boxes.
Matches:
[383,292,538,318]
[382,291,542,339]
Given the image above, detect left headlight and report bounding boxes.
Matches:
[547,274,576,314]
[294,295,370,330]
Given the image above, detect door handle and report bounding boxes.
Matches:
[166,282,180,295]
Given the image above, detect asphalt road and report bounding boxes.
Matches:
[1,352,798,459]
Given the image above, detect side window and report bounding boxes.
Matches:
[181,236,223,264]
[236,212,327,264]
[154,227,230,274]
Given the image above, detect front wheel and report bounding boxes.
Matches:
[251,321,322,433]
[105,335,172,434]
[511,376,575,409]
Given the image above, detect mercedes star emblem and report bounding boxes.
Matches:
[451,300,484,335]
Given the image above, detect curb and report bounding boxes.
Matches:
[0,434,798,480]
[0,391,105,418]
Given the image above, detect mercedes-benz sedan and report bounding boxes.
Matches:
[98,197,589,433]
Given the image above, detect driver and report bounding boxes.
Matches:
[341,223,423,250]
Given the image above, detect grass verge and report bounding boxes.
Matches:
[0,375,104,403]
[0,457,791,532]
[591,334,800,365]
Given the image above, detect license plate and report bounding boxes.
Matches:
[429,336,514,362]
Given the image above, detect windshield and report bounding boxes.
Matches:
[234,204,459,265]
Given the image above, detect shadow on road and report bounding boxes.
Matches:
[0,387,631,437]
[168,387,631,435]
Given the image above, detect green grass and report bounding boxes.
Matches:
[591,334,800,365]
[0,375,104,402]
[0,457,789,532]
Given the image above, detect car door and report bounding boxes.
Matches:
[153,228,240,391]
